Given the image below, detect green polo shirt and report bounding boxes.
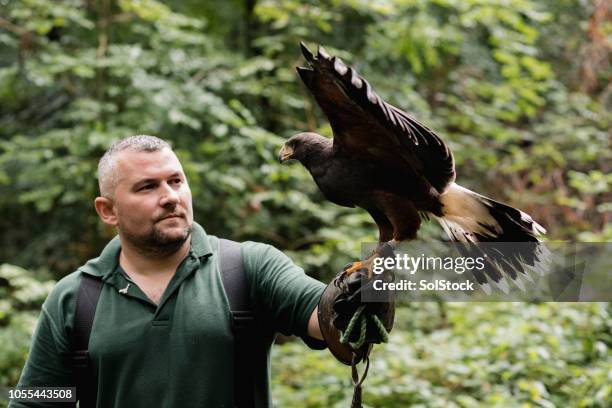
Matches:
[11,223,326,407]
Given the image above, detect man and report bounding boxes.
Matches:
[11,135,326,407]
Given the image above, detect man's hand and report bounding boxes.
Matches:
[331,266,394,345]
[317,251,395,365]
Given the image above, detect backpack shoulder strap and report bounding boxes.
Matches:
[218,239,250,313]
[72,273,103,408]
[218,238,256,408]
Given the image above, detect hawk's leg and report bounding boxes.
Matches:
[344,192,419,279]
[342,256,375,278]
[342,239,400,279]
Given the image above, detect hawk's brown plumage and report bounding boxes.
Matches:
[279,43,547,291]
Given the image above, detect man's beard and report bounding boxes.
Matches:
[121,222,193,257]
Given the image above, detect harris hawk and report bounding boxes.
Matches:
[279,43,548,293]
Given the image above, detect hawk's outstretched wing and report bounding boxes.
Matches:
[297,42,455,194]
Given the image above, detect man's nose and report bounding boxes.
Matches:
[159,182,179,207]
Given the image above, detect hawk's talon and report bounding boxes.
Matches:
[343,261,365,275]
[343,258,376,279]
[342,262,357,272]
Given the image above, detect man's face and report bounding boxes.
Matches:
[110,148,193,254]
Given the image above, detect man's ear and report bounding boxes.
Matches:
[94,197,119,226]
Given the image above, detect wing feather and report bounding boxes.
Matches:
[297,43,455,193]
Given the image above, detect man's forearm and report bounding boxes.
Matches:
[307,306,323,340]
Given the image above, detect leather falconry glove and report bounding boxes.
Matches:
[318,243,396,408]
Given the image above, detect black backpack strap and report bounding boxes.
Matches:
[71,273,103,408]
[218,239,256,408]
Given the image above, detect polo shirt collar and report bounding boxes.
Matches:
[78,222,213,278]
[190,222,213,259]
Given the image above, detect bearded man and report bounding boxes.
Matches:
[10,135,328,408]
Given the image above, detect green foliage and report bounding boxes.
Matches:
[0,264,54,388]
[0,0,609,404]
[0,0,608,279]
[272,302,612,407]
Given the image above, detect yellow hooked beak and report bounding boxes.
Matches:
[278,144,294,163]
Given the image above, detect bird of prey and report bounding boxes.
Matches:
[279,43,548,292]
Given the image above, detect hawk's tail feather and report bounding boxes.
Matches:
[435,183,549,290]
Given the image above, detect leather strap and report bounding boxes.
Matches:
[72,273,103,408]
[219,239,256,408]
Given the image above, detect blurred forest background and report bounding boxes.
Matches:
[0,0,610,406]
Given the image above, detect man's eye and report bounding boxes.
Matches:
[171,178,183,185]
[139,184,154,191]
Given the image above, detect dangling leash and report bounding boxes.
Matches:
[337,304,389,407]
[338,304,390,407]
[350,352,370,408]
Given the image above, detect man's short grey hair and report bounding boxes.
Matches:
[98,135,172,198]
